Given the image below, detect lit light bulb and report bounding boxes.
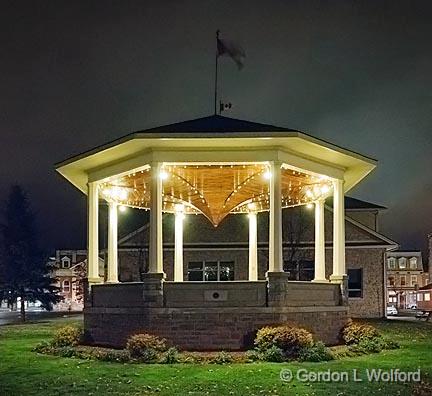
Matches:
[106,186,128,200]
[159,170,169,180]
[174,203,185,213]
[263,171,272,180]
[321,185,330,194]
[119,205,127,213]
[306,203,314,209]
[306,189,314,198]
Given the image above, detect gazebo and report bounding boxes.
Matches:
[56,115,376,349]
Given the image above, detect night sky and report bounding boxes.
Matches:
[1,1,432,257]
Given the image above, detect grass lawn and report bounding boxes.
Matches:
[0,316,431,395]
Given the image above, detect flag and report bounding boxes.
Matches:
[217,37,246,70]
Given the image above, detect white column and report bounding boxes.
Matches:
[174,204,184,282]
[313,199,327,282]
[330,178,346,280]
[87,182,101,282]
[149,162,164,273]
[248,209,258,281]
[106,201,119,283]
[268,161,283,272]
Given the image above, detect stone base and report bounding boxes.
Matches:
[330,275,349,306]
[329,274,348,283]
[141,272,166,281]
[87,277,103,284]
[84,305,349,350]
[312,279,329,283]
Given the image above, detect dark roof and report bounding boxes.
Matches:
[419,283,432,291]
[326,196,387,211]
[136,114,298,134]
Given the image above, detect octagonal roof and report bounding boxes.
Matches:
[56,115,377,197]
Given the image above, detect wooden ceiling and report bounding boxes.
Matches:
[99,164,332,226]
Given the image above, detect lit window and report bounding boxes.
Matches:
[63,280,70,292]
[187,261,235,282]
[411,275,418,287]
[398,257,407,269]
[387,258,396,269]
[417,293,423,301]
[409,257,417,269]
[348,269,363,298]
[425,293,431,302]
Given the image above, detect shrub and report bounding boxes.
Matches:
[98,349,130,363]
[341,320,380,345]
[52,326,83,347]
[245,349,262,362]
[329,345,355,359]
[33,341,55,354]
[260,345,285,362]
[56,346,77,358]
[298,342,334,362]
[348,338,383,354]
[179,352,199,364]
[212,351,234,364]
[381,338,400,350]
[160,347,180,364]
[126,333,167,362]
[255,325,313,358]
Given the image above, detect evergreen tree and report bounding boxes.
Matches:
[0,185,62,321]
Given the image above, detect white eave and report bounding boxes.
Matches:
[56,130,377,195]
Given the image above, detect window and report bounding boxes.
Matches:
[388,296,397,303]
[409,257,418,269]
[187,261,235,281]
[63,280,70,292]
[284,260,314,281]
[348,269,363,298]
[417,293,423,301]
[387,257,396,269]
[425,293,431,302]
[400,275,406,286]
[398,257,407,269]
[388,276,395,286]
[61,256,71,269]
[411,275,418,287]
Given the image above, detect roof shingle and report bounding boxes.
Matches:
[137,114,298,134]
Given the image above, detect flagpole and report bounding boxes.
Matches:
[214,30,220,115]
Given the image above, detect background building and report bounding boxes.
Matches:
[385,251,428,309]
[50,250,104,311]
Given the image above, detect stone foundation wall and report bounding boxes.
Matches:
[84,305,349,350]
[85,279,348,350]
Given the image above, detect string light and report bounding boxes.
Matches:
[99,164,334,224]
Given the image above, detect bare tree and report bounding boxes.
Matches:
[283,206,313,280]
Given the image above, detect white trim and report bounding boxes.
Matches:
[118,223,150,245]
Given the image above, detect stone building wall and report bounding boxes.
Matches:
[345,249,386,317]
